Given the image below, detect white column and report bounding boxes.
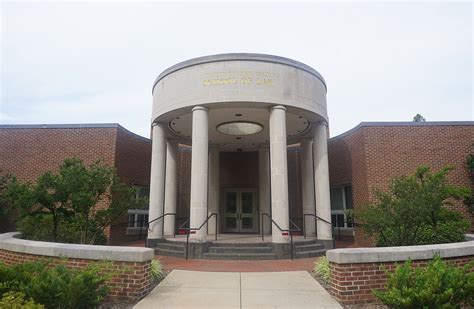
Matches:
[163,140,178,236]
[189,106,209,241]
[208,146,219,235]
[269,105,289,243]
[301,139,316,237]
[313,122,332,240]
[258,146,271,235]
[148,123,166,242]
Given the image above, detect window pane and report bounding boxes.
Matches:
[330,188,344,210]
[345,186,353,209]
[336,214,345,228]
[226,217,237,229]
[128,214,135,227]
[137,214,146,227]
[242,217,253,229]
[331,214,337,227]
[138,187,150,199]
[241,192,253,213]
[226,192,237,214]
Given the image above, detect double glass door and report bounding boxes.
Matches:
[223,189,258,233]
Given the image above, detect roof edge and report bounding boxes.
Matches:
[0,123,150,141]
[330,121,474,141]
[152,53,327,94]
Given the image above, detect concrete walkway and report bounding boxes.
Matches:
[135,270,342,309]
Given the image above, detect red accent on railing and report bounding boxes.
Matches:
[282,232,289,236]
[189,231,196,234]
[178,230,187,235]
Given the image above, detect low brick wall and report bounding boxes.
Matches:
[326,236,474,306]
[0,232,154,302]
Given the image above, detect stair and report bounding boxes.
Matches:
[154,241,185,258]
[293,240,326,259]
[203,243,277,260]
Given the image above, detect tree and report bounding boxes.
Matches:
[357,165,470,246]
[4,158,137,244]
[413,114,426,122]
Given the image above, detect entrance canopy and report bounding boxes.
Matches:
[147,53,333,248]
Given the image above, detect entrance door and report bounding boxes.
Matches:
[223,189,258,233]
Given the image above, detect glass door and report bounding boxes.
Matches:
[223,189,258,233]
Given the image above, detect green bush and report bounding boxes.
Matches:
[0,261,113,308]
[313,256,330,285]
[357,166,471,247]
[150,259,164,282]
[0,291,44,308]
[374,255,474,308]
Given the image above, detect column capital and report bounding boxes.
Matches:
[269,105,287,112]
[192,106,208,112]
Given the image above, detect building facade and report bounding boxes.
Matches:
[1,54,473,249]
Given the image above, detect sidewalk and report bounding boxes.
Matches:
[134,270,342,309]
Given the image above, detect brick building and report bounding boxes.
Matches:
[1,121,472,246]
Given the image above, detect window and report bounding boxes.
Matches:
[330,186,353,228]
[127,209,149,229]
[127,186,150,232]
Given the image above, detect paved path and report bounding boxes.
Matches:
[157,255,318,272]
[134,270,342,309]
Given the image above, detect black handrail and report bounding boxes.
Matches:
[303,213,336,248]
[147,213,178,238]
[178,213,218,260]
[116,212,177,240]
[261,213,301,260]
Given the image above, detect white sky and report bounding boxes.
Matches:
[1,1,473,138]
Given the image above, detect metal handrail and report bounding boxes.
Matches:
[148,213,178,238]
[261,213,301,260]
[178,213,218,260]
[303,213,336,248]
[116,212,177,240]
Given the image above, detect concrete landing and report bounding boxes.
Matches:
[134,270,342,309]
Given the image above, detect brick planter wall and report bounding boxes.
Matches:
[0,232,154,302]
[327,236,474,306]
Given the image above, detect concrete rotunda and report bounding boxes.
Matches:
[147,53,332,249]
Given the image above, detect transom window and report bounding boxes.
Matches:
[330,186,353,228]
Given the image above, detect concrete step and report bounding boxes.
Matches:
[294,243,324,251]
[155,242,185,251]
[202,252,278,260]
[208,246,273,253]
[208,242,272,248]
[294,249,326,259]
[155,247,185,258]
[293,239,318,246]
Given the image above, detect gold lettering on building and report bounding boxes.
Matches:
[202,71,277,87]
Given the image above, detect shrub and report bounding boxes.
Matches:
[313,256,330,285]
[150,259,164,282]
[374,255,474,308]
[0,260,113,308]
[0,292,44,309]
[357,165,470,246]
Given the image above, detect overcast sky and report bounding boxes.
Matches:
[1,1,472,138]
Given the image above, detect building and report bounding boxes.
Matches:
[1,54,473,257]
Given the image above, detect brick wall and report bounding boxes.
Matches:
[329,255,474,305]
[328,122,474,246]
[0,249,153,301]
[0,124,153,244]
[109,126,152,245]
